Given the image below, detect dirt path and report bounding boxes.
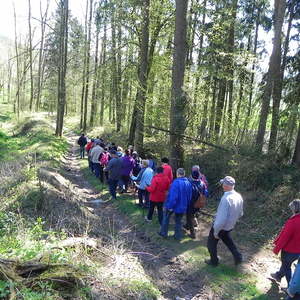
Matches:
[59,132,286,300]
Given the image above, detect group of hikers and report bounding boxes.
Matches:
[78,133,300,299]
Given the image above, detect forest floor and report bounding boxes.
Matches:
[56,130,290,300]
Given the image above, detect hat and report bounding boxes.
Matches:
[220,176,235,186]
[110,150,117,155]
[191,170,200,180]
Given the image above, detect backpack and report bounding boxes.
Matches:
[100,152,109,166]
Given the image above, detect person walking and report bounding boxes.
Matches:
[132,160,153,207]
[271,199,300,285]
[120,149,135,193]
[90,141,104,179]
[185,170,207,239]
[145,167,171,225]
[77,133,87,159]
[206,176,243,266]
[159,168,192,240]
[105,150,123,200]
[161,157,173,183]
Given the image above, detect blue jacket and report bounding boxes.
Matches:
[164,177,192,214]
[137,167,153,190]
[289,259,300,296]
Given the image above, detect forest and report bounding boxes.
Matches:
[0,0,299,299]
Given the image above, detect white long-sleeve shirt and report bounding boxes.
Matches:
[213,190,243,236]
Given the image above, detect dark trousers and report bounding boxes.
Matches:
[147,201,163,225]
[93,163,101,178]
[99,165,104,183]
[160,210,184,240]
[88,157,93,172]
[276,251,300,285]
[138,189,149,207]
[121,175,131,191]
[80,145,85,158]
[207,227,242,265]
[186,212,196,236]
[108,179,118,199]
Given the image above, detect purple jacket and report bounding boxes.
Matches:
[121,155,135,176]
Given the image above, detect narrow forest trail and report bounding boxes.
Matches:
[58,130,287,300]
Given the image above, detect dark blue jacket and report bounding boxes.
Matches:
[164,177,192,214]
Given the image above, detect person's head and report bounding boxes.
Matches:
[117,146,123,152]
[289,199,300,215]
[81,133,85,136]
[191,170,200,180]
[156,166,164,174]
[110,150,117,157]
[125,149,130,156]
[161,157,169,164]
[132,151,138,158]
[192,165,200,172]
[142,160,149,168]
[220,176,235,191]
[176,168,185,178]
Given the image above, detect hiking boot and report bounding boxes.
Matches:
[269,272,281,283]
[183,224,190,231]
[204,259,218,267]
[144,216,151,223]
[189,232,196,239]
[158,232,167,238]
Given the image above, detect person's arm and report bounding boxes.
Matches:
[146,177,157,193]
[213,197,229,238]
[273,220,293,255]
[164,181,177,211]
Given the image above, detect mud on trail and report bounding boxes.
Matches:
[42,132,286,300]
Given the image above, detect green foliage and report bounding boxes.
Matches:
[0,280,10,298]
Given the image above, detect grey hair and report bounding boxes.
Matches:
[192,165,200,171]
[289,199,300,214]
[176,168,185,177]
[142,159,149,167]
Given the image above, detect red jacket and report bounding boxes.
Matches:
[162,163,173,183]
[273,214,300,255]
[86,141,94,153]
[146,173,170,203]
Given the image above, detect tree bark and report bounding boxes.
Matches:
[268,0,295,152]
[255,0,286,152]
[169,0,188,170]
[134,0,150,154]
[55,0,69,136]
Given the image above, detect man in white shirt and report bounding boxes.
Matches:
[205,176,243,266]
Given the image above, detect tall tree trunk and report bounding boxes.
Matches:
[90,17,100,127]
[13,5,20,119]
[55,0,69,136]
[292,121,300,167]
[82,0,93,132]
[214,79,226,137]
[28,0,34,111]
[169,0,188,170]
[80,0,89,129]
[134,0,150,154]
[256,0,286,152]
[36,0,49,111]
[268,0,295,152]
[100,22,107,126]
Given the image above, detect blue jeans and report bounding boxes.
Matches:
[108,179,118,199]
[160,210,183,240]
[276,251,300,285]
